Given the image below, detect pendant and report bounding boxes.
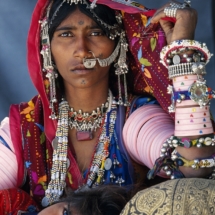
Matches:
[76,131,93,141]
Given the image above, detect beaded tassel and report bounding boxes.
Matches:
[42,100,69,207]
[87,102,117,187]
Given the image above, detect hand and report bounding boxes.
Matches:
[151,1,198,44]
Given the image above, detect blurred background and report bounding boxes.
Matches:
[0,0,214,120]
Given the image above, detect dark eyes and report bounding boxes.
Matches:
[60,32,72,37]
[59,31,104,37]
[91,31,104,36]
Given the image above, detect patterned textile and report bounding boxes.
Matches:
[10,95,156,207]
[120,178,215,215]
[0,188,38,215]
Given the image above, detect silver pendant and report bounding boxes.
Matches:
[52,137,58,150]
[41,196,50,207]
[104,158,112,170]
[83,58,97,69]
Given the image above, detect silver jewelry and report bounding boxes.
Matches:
[69,91,111,141]
[42,99,69,207]
[189,78,215,108]
[164,2,187,18]
[83,51,97,69]
[168,62,206,79]
[49,0,120,38]
[40,5,58,119]
[184,0,191,7]
[66,0,83,5]
[83,40,120,69]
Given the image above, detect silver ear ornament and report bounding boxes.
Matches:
[40,5,58,119]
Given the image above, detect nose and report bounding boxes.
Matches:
[73,35,91,59]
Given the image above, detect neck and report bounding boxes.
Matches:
[64,84,109,113]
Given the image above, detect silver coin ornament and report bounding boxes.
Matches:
[83,58,96,69]
[52,137,58,150]
[41,196,50,207]
[104,158,112,170]
[173,55,181,65]
[183,139,191,148]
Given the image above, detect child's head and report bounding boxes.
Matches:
[39,185,131,215]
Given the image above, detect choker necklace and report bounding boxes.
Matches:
[69,91,112,141]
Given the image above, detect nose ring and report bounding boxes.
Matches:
[83,51,97,69]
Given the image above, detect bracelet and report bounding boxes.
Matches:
[166,134,215,148]
[148,133,215,180]
[189,80,215,107]
[171,150,215,169]
[173,86,215,105]
[176,99,200,107]
[176,106,209,114]
[160,40,212,68]
[173,74,199,82]
[166,52,205,66]
[173,90,190,103]
[168,62,206,79]
[174,128,214,136]
[176,122,212,131]
[173,80,196,89]
[175,111,210,120]
[176,116,211,125]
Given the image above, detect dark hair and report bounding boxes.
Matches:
[47,0,134,97]
[62,185,132,215]
[48,0,118,41]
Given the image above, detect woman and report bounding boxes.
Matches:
[0,0,215,213]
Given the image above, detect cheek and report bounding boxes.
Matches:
[51,40,67,66]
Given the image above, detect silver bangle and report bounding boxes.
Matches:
[168,62,206,79]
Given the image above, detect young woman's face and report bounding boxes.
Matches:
[51,8,115,90]
[38,202,70,215]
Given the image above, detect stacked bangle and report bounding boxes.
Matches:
[171,150,215,169]
[163,134,215,149]
[168,62,206,79]
[148,133,215,180]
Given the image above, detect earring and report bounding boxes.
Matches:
[40,6,58,119]
[114,31,130,106]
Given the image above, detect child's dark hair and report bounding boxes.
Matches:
[62,185,132,215]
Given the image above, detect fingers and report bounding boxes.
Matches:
[150,1,198,44]
[151,2,197,24]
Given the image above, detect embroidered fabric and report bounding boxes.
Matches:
[120,178,215,215]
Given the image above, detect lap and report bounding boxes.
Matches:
[121,178,215,215]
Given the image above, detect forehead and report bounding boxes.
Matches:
[58,8,98,27]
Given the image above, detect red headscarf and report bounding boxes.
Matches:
[10,0,172,206]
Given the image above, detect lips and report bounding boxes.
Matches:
[70,64,94,74]
[71,64,88,71]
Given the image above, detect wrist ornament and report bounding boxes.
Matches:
[171,150,215,169]
[175,105,213,136]
[166,134,215,148]
[167,76,215,112]
[160,40,212,68]
[148,133,215,180]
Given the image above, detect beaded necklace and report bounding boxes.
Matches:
[42,91,116,206]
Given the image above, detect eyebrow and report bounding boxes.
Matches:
[55,24,101,32]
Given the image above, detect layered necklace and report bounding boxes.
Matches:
[68,90,111,141]
[42,90,116,206]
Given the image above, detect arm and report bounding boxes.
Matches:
[151,2,215,178]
